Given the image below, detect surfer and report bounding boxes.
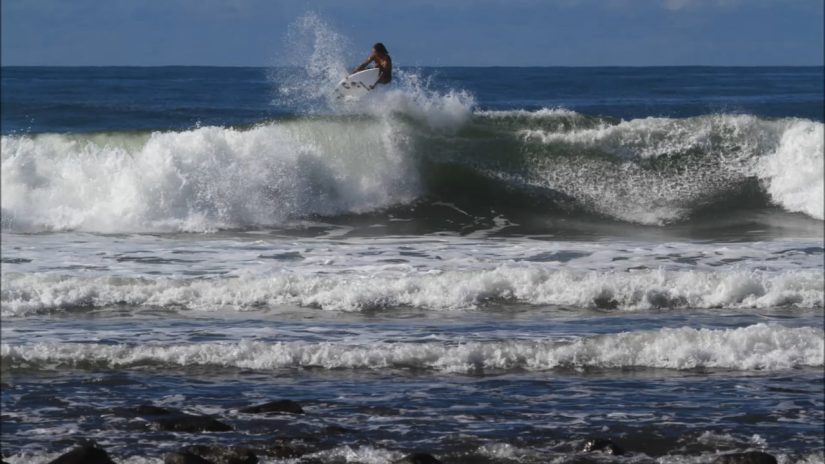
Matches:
[353,43,392,89]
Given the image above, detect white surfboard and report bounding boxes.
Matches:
[333,68,380,101]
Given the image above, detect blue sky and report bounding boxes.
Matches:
[2,0,823,66]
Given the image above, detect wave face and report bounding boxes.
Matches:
[3,324,821,372]
[514,113,823,223]
[2,107,822,232]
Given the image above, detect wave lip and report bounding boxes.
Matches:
[2,267,822,316]
[3,324,821,373]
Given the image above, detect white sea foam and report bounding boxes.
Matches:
[477,442,538,461]
[476,107,581,119]
[2,265,822,316]
[1,110,821,232]
[366,73,476,131]
[518,113,777,160]
[2,452,164,464]
[651,453,824,464]
[301,446,403,464]
[3,450,822,464]
[518,113,824,223]
[756,119,824,220]
[3,453,63,464]
[2,324,820,372]
[3,233,821,316]
[1,121,418,233]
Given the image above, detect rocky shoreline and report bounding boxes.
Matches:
[31,441,783,464]
[2,398,786,464]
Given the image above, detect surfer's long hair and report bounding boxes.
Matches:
[373,43,389,55]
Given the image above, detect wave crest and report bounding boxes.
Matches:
[3,324,821,372]
[2,267,822,316]
[1,121,418,232]
[1,110,822,232]
[510,113,823,224]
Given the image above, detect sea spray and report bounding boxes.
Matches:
[275,13,354,108]
[273,13,476,130]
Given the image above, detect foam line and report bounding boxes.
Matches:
[3,324,821,372]
[2,267,821,316]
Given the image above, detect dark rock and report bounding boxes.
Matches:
[164,452,213,464]
[581,438,625,456]
[135,404,177,416]
[239,400,304,415]
[48,443,116,464]
[181,445,257,464]
[322,424,352,435]
[393,453,443,464]
[152,414,232,433]
[713,451,778,464]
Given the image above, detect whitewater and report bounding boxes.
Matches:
[1,14,823,464]
[2,110,823,232]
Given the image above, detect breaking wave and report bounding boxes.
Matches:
[2,267,822,316]
[1,110,822,232]
[3,324,821,372]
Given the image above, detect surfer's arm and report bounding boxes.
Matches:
[369,69,387,90]
[353,54,375,73]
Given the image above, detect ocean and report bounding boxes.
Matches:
[1,54,823,463]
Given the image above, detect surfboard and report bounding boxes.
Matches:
[333,68,380,101]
